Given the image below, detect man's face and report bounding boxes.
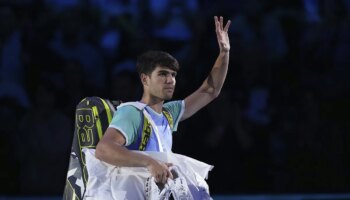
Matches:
[143,66,177,101]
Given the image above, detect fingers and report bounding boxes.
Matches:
[224,20,231,32]
[162,172,168,183]
[165,163,174,179]
[167,168,174,180]
[155,170,170,184]
[214,16,231,32]
[214,16,219,31]
[155,174,164,183]
[220,16,223,30]
[153,163,173,184]
[165,163,173,167]
[158,170,167,183]
[165,163,173,180]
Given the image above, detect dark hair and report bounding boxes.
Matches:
[136,50,179,75]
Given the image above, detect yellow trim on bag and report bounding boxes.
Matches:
[92,106,103,140]
[65,179,79,200]
[162,109,173,130]
[100,98,112,123]
[139,116,151,151]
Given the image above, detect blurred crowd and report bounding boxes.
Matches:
[0,0,349,196]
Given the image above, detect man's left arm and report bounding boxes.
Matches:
[181,16,231,120]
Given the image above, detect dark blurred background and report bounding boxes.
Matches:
[0,0,350,197]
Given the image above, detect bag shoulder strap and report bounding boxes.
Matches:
[139,108,173,151]
[139,112,152,151]
[117,102,173,151]
[162,108,174,130]
[116,102,151,151]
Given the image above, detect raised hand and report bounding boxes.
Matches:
[214,16,231,52]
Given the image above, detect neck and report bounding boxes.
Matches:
[140,95,164,114]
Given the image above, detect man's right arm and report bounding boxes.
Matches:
[96,127,151,167]
[95,128,173,183]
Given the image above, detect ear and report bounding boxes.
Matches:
[140,73,148,86]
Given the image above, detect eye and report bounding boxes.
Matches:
[171,73,177,77]
[159,72,167,77]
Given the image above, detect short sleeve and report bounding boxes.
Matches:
[108,105,142,146]
[163,100,185,131]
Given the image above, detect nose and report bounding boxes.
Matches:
[166,74,175,84]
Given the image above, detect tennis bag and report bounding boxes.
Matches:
[63,97,121,200]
